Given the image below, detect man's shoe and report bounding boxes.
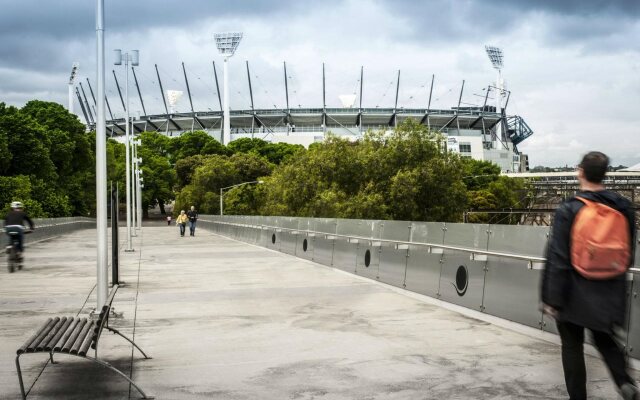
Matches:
[621,383,640,400]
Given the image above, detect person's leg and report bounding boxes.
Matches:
[590,329,634,389]
[17,230,24,253]
[191,221,196,236]
[557,320,587,400]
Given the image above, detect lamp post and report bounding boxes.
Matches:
[95,0,108,309]
[214,32,243,145]
[114,49,139,251]
[220,180,263,216]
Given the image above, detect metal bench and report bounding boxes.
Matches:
[15,285,153,399]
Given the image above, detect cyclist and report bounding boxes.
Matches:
[4,201,35,260]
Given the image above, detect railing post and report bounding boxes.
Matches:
[111,185,119,285]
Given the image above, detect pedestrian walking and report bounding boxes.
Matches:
[187,205,198,237]
[176,210,188,237]
[166,215,172,226]
[541,151,638,400]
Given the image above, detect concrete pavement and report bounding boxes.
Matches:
[0,224,637,399]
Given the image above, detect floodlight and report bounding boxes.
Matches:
[339,94,357,108]
[214,32,243,57]
[131,50,139,66]
[485,45,503,70]
[114,49,122,65]
[167,90,184,111]
[69,62,79,85]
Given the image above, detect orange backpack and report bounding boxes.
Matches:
[570,197,631,279]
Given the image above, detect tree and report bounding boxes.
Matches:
[168,130,227,163]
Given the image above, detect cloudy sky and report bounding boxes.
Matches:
[1,0,639,166]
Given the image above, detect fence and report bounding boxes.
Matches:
[2,217,95,245]
[199,215,640,361]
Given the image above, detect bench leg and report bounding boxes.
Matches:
[82,355,153,399]
[15,355,26,400]
[105,327,151,359]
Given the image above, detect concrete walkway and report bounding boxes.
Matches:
[0,224,637,399]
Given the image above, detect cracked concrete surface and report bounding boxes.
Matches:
[0,224,636,399]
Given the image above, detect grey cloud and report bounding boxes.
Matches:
[383,0,639,50]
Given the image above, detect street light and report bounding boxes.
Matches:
[214,32,243,145]
[220,180,263,216]
[114,49,139,251]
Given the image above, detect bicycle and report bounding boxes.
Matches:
[6,227,32,273]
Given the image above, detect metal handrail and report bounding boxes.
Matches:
[202,219,640,274]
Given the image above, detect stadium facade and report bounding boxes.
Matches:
[77,57,534,172]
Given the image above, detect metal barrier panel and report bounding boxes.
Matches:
[438,223,489,310]
[295,218,315,261]
[279,217,299,255]
[483,225,550,328]
[332,219,377,272]
[378,220,412,288]
[355,242,380,281]
[310,218,337,266]
[405,222,445,296]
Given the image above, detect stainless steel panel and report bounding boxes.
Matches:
[438,251,486,310]
[279,231,298,255]
[315,218,338,234]
[410,222,446,245]
[626,274,639,358]
[355,244,380,280]
[482,226,549,328]
[311,236,334,266]
[483,256,544,328]
[266,229,280,250]
[488,225,549,256]
[405,249,443,297]
[332,240,358,272]
[336,219,382,239]
[296,233,315,261]
[444,223,490,250]
[378,221,412,288]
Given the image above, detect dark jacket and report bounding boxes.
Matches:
[186,210,198,222]
[4,210,34,230]
[541,190,635,332]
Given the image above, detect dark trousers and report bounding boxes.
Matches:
[179,223,186,236]
[189,220,196,236]
[556,320,632,400]
[5,226,24,252]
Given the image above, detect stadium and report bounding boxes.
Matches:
[71,45,533,173]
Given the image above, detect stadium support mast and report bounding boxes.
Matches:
[68,63,79,113]
[214,32,243,145]
[246,61,256,136]
[485,45,505,138]
[322,63,326,133]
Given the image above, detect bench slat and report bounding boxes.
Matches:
[17,318,52,355]
[37,317,67,351]
[70,321,94,355]
[27,317,60,353]
[54,318,80,352]
[78,323,97,356]
[45,317,74,351]
[61,318,87,353]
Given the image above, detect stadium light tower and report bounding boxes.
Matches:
[485,45,504,112]
[214,32,243,145]
[114,49,139,252]
[68,62,79,113]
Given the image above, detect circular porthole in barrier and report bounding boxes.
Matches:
[454,265,469,297]
[271,233,276,244]
[364,249,371,267]
[303,238,308,252]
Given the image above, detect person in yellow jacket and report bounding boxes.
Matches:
[175,210,188,237]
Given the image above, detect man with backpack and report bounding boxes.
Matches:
[541,151,638,400]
